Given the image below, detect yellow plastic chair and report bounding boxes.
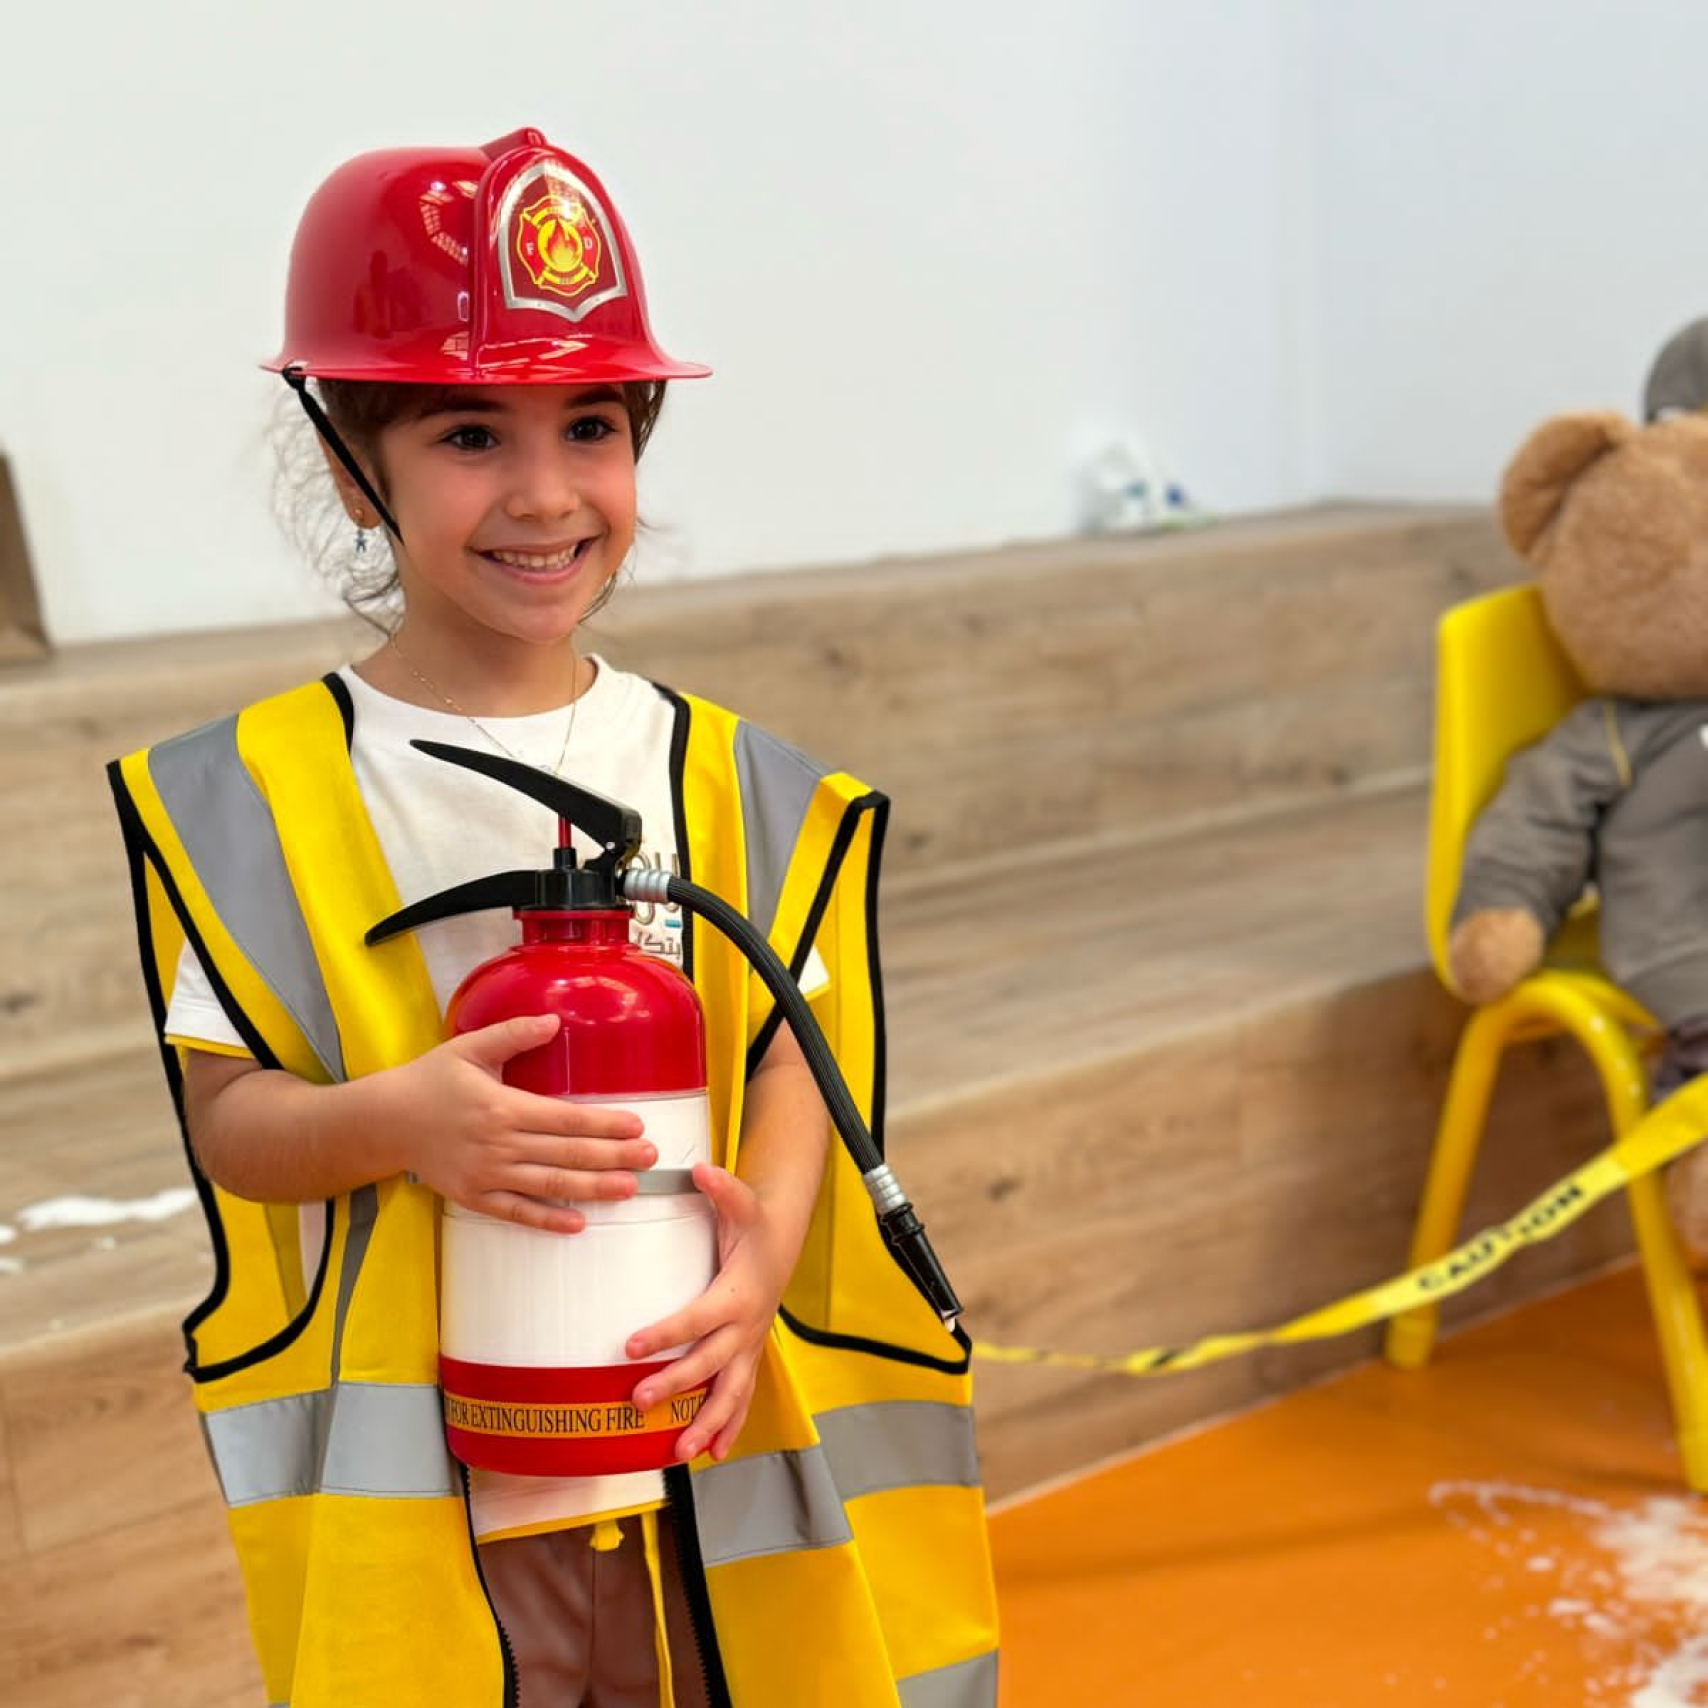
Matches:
[1384,583,1708,1490]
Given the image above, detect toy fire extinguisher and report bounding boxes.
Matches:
[366,739,962,1479]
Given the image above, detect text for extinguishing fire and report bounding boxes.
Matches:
[444,1389,706,1438]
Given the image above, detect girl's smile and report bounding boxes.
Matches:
[479,539,597,577]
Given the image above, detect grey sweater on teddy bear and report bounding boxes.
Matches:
[1452,696,1708,1026]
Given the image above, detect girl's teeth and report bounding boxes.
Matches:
[490,545,581,570]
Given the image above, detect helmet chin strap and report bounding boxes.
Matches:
[281,367,404,543]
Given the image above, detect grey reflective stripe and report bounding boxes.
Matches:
[693,1442,852,1566]
[329,1185,378,1374]
[149,714,346,1082]
[733,721,829,940]
[203,1185,455,1507]
[816,1401,981,1500]
[693,1399,980,1568]
[203,1380,456,1506]
[898,1650,999,1708]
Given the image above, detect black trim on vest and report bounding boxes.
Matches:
[863,794,891,1157]
[653,682,696,985]
[460,1465,520,1708]
[651,684,735,1705]
[321,670,355,750]
[183,1198,339,1384]
[109,764,280,1071]
[108,759,339,1384]
[108,761,233,1364]
[742,793,875,1082]
[665,1464,736,1708]
[748,788,959,1370]
[779,1304,973,1376]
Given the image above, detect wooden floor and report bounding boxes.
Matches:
[991,1262,1707,1708]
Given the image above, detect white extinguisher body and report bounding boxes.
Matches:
[435,908,716,1476]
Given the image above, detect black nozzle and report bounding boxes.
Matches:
[879,1204,964,1327]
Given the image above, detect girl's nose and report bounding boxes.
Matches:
[506,446,581,522]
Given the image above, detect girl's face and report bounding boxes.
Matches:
[372,383,637,652]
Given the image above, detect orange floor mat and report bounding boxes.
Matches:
[990,1264,1708,1706]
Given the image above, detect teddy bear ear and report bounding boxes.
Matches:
[1498,411,1635,559]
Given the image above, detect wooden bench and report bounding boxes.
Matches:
[0,504,1634,1703]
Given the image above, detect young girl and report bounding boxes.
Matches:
[109,129,997,1707]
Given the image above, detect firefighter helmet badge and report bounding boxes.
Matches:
[498,164,629,325]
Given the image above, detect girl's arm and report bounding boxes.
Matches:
[182,1013,657,1233]
[625,1021,831,1461]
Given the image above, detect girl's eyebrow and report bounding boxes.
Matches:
[418,387,625,421]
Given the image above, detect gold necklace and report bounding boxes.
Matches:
[385,635,587,778]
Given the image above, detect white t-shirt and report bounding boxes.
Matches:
[165,658,825,1539]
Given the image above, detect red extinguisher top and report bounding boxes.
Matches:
[362,745,706,1099]
[448,911,707,1097]
[266,127,710,386]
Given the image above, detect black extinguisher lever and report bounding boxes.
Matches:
[411,739,642,875]
[367,871,562,946]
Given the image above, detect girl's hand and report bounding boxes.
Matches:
[626,1162,792,1462]
[388,1014,656,1232]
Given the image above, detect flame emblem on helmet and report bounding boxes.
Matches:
[495,162,629,326]
[516,191,604,301]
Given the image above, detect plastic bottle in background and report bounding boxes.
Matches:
[1081,435,1204,534]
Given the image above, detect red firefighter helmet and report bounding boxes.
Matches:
[267,127,709,385]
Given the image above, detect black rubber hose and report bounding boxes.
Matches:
[644,871,963,1325]
[661,875,880,1172]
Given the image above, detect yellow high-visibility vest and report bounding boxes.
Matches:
[110,674,999,1708]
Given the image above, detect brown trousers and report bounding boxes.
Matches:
[479,1514,712,1708]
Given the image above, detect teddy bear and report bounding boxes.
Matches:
[1448,319,1708,1255]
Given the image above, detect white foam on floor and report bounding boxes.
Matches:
[1593,1500,1708,1617]
[1432,1482,1708,1705]
[1633,1639,1708,1708]
[15,1188,197,1230]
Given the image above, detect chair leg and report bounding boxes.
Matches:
[1385,1004,1512,1370]
[1550,996,1708,1492]
[1625,1168,1708,1491]
[1390,975,1708,1488]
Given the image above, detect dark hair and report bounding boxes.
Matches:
[306,378,666,623]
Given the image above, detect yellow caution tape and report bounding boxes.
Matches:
[972,1073,1708,1378]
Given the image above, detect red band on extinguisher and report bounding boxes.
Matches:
[440,1354,707,1476]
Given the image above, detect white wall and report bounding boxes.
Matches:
[1307,0,1708,501]
[3,0,1303,644]
[26,3,1694,645]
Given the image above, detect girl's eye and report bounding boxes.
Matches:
[441,424,496,451]
[566,415,620,443]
